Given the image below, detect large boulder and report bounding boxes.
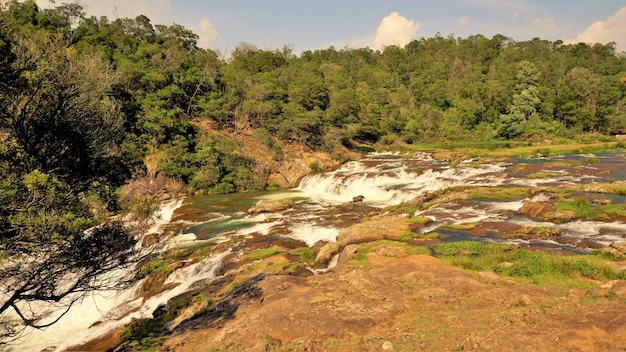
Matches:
[314,242,339,266]
[247,199,294,214]
[518,201,551,218]
[336,215,409,251]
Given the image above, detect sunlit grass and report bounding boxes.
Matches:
[432,241,626,292]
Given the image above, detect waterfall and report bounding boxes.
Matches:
[296,153,507,206]
[15,198,187,352]
[55,250,230,352]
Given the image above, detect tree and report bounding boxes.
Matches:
[498,61,541,138]
[0,11,141,344]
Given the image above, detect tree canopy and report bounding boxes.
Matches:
[1,0,626,342]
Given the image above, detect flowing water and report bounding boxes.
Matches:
[13,152,626,351]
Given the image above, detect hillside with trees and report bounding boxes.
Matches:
[1,0,626,344]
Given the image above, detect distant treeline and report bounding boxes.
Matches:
[1,0,626,195]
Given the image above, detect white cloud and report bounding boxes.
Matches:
[458,16,469,25]
[571,6,626,52]
[373,12,420,50]
[511,12,520,21]
[196,18,220,49]
[531,17,556,30]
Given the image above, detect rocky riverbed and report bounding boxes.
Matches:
[22,152,626,351]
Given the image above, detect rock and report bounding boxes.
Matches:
[545,210,577,222]
[381,340,394,350]
[584,180,626,194]
[337,215,409,251]
[153,304,167,318]
[119,172,168,203]
[352,195,365,202]
[591,198,612,205]
[248,199,294,214]
[518,201,551,218]
[338,244,360,264]
[315,242,338,266]
[599,242,626,260]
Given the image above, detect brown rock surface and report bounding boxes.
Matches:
[247,199,294,213]
[336,215,409,251]
[518,201,551,218]
[160,250,626,352]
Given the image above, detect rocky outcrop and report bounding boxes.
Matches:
[314,215,410,267]
[161,248,626,352]
[247,199,294,214]
[336,215,409,251]
[518,201,552,218]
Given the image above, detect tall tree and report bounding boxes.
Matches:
[0,7,141,344]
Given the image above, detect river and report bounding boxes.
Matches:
[13,151,626,351]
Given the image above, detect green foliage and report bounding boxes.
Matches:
[432,241,497,256]
[2,1,626,340]
[467,187,531,200]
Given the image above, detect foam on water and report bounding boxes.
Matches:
[15,198,186,352]
[288,223,340,246]
[56,250,230,351]
[296,156,507,206]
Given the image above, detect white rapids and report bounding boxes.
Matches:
[10,151,626,351]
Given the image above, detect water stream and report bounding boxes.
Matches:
[13,152,626,351]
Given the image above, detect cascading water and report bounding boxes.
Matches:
[296,152,507,205]
[14,199,189,352]
[13,151,626,351]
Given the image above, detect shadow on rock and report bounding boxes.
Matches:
[174,274,265,332]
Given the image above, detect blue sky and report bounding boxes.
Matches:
[36,0,626,54]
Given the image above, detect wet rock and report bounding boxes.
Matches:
[591,198,612,205]
[247,199,294,214]
[142,234,159,247]
[352,195,365,202]
[288,265,314,277]
[153,304,167,318]
[518,201,551,218]
[315,242,338,266]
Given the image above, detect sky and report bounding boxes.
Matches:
[34,0,626,55]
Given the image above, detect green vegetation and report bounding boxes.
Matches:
[433,241,626,290]
[509,226,561,239]
[553,198,626,221]
[526,172,566,179]
[1,0,626,343]
[467,187,532,200]
[289,247,316,265]
[241,247,282,261]
[446,222,477,230]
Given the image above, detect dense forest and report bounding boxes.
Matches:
[2,1,626,196]
[0,0,626,341]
